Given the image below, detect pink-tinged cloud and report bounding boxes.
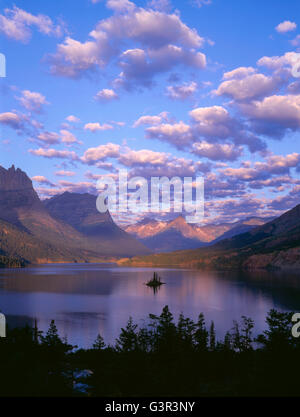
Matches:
[291,34,300,47]
[147,0,172,12]
[257,52,298,72]
[66,115,80,123]
[193,0,212,7]
[106,0,136,12]
[0,6,64,43]
[81,143,120,165]
[146,121,192,147]
[55,170,76,177]
[239,94,300,135]
[215,73,281,101]
[49,5,206,86]
[221,153,300,181]
[49,36,112,78]
[118,149,169,166]
[192,141,243,161]
[84,122,114,132]
[133,112,169,127]
[29,148,79,160]
[37,131,60,145]
[17,90,49,112]
[95,88,118,101]
[32,175,54,186]
[0,112,23,129]
[276,20,297,33]
[223,66,256,80]
[116,46,205,88]
[166,81,198,100]
[190,106,234,138]
[60,129,81,145]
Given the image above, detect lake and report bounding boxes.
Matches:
[0,263,299,348]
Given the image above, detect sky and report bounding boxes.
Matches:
[1,0,300,226]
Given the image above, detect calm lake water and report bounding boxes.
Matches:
[0,264,299,348]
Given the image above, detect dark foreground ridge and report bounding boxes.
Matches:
[0,306,299,397]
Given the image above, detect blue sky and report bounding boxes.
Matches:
[1,0,300,225]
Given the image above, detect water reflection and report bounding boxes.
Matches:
[0,264,299,348]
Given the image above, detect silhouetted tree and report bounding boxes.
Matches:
[209,321,216,351]
[240,316,254,351]
[177,313,196,351]
[116,317,138,352]
[93,334,106,350]
[41,320,62,348]
[256,309,294,351]
[194,313,208,352]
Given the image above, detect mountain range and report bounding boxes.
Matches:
[0,165,150,265]
[124,215,271,252]
[120,203,300,271]
[1,164,299,270]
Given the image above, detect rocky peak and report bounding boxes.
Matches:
[0,165,33,191]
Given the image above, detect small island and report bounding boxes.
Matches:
[146,272,165,289]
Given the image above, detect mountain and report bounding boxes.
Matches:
[124,215,270,253]
[0,165,150,264]
[210,217,273,244]
[119,204,300,270]
[44,192,150,257]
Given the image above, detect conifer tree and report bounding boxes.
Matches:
[93,334,106,350]
[209,321,216,351]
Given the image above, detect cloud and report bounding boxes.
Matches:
[60,129,81,144]
[29,148,79,160]
[276,20,297,34]
[166,81,198,100]
[84,122,114,132]
[147,0,172,12]
[133,112,169,127]
[81,143,120,165]
[49,5,206,86]
[143,106,266,153]
[37,131,60,145]
[49,36,113,78]
[291,34,300,47]
[192,0,212,7]
[190,106,234,138]
[192,141,243,161]
[17,90,49,112]
[239,94,300,137]
[215,73,282,101]
[0,112,23,129]
[66,115,80,123]
[118,149,169,166]
[287,80,300,94]
[55,170,76,177]
[257,51,298,72]
[0,6,64,43]
[146,121,192,147]
[32,175,54,186]
[223,66,256,80]
[96,7,203,49]
[221,153,300,181]
[94,88,118,101]
[116,45,205,89]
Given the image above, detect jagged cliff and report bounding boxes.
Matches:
[0,165,150,264]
